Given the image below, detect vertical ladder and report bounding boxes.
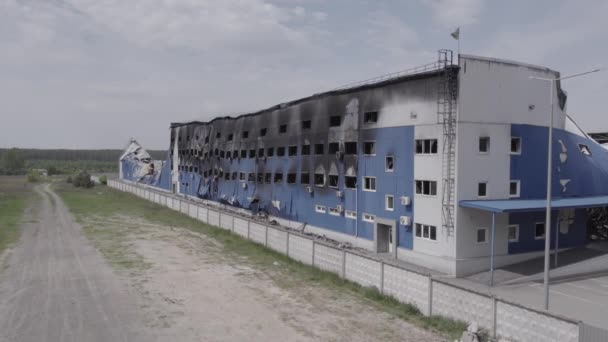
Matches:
[437,50,457,237]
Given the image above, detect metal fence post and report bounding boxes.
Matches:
[428,277,433,316]
[247,220,250,240]
[264,225,269,247]
[492,296,497,339]
[286,231,290,256]
[380,261,385,294]
[312,240,316,266]
[341,250,346,279]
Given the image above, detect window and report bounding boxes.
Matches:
[415,139,438,154]
[258,148,265,158]
[257,173,264,183]
[328,142,340,154]
[364,111,378,124]
[479,137,490,153]
[478,182,487,197]
[328,175,339,188]
[300,172,310,184]
[260,128,267,137]
[301,144,311,155]
[274,172,283,183]
[267,147,275,157]
[204,136,209,143]
[232,150,238,159]
[511,137,521,154]
[249,149,256,158]
[345,142,357,155]
[240,150,247,158]
[314,143,324,155]
[385,195,394,211]
[239,172,246,181]
[579,144,592,156]
[509,180,520,198]
[314,173,325,186]
[265,173,272,183]
[345,211,357,220]
[329,116,341,127]
[228,133,233,141]
[279,124,287,134]
[363,142,376,155]
[248,173,255,182]
[362,213,375,223]
[216,132,221,138]
[315,205,326,214]
[220,150,225,158]
[242,131,249,139]
[508,225,519,242]
[287,173,297,184]
[476,228,487,243]
[535,222,545,239]
[288,145,297,156]
[415,223,437,241]
[363,176,376,192]
[385,156,394,172]
[302,120,311,130]
[224,173,230,180]
[415,180,437,196]
[277,146,286,156]
[345,176,357,189]
[231,172,237,180]
[328,207,341,216]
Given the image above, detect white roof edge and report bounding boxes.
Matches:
[460,54,559,75]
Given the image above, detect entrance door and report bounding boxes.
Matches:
[374,218,397,258]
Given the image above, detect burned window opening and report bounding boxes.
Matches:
[279,124,287,134]
[287,173,297,184]
[385,156,394,171]
[364,111,378,124]
[302,120,311,130]
[274,172,283,183]
[231,172,237,180]
[328,175,339,188]
[416,139,438,154]
[249,149,256,158]
[248,173,255,182]
[301,144,311,155]
[264,173,271,183]
[328,142,340,154]
[267,147,275,157]
[216,132,221,138]
[314,173,325,186]
[288,145,297,156]
[329,116,341,127]
[260,128,267,137]
[277,147,286,156]
[240,150,247,158]
[242,131,249,139]
[228,133,234,141]
[239,172,246,181]
[345,142,357,155]
[314,144,324,155]
[257,173,264,183]
[258,148,265,158]
[300,172,310,185]
[363,142,376,155]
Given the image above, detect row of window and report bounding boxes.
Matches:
[175,111,381,144]
[480,136,592,157]
[314,206,380,222]
[475,222,546,244]
[476,180,520,198]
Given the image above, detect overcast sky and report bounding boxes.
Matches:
[1,0,607,150]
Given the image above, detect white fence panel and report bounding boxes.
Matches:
[233,218,248,237]
[188,204,198,218]
[249,223,266,245]
[207,210,220,227]
[431,281,492,329]
[288,235,313,265]
[496,300,578,342]
[344,253,381,289]
[382,264,429,315]
[267,227,287,254]
[197,207,208,223]
[313,244,343,276]
[180,201,188,214]
[220,213,234,231]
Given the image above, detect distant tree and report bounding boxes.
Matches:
[1,149,25,175]
[66,176,73,184]
[27,170,40,182]
[73,171,94,188]
[98,175,108,185]
[47,166,59,175]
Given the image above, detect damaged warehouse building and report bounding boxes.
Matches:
[120,51,608,276]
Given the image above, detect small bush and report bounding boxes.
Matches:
[99,175,108,185]
[66,176,73,183]
[27,170,40,183]
[73,171,94,188]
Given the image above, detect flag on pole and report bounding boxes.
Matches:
[451,27,460,40]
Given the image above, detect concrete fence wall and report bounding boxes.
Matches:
[108,180,585,342]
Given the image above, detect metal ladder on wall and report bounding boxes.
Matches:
[437,50,457,237]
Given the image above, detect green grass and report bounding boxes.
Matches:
[57,183,468,340]
[0,176,30,256]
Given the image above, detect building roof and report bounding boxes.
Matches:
[459,196,608,213]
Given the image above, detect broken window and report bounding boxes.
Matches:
[214,148,219,156]
[277,146,285,156]
[274,172,283,183]
[300,172,310,184]
[535,222,546,239]
[415,139,438,154]
[314,143,324,155]
[249,149,256,158]
[329,116,341,127]
[345,142,357,155]
[220,150,225,158]
[204,136,209,143]
[216,132,221,138]
[314,173,325,186]
[258,148,265,158]
[248,173,255,182]
[510,137,521,154]
[479,137,490,153]
[328,142,340,154]
[279,124,287,134]
[302,120,311,130]
[288,145,297,156]
[267,147,275,157]
[328,175,339,188]
[301,144,311,155]
[364,111,378,124]
[265,173,271,183]
[415,180,437,195]
[239,172,246,181]
[287,173,297,184]
[385,156,394,171]
[260,128,267,137]
[345,176,357,189]
[231,172,237,180]
[228,133,234,141]
[224,173,230,180]
[240,150,247,158]
[363,142,375,155]
[242,131,249,139]
[232,150,238,159]
[579,144,592,156]
[257,173,264,183]
[477,182,487,197]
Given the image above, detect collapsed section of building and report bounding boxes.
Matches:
[120,51,608,276]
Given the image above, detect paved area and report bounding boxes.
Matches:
[0,184,149,342]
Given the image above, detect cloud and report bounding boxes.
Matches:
[423,0,483,27]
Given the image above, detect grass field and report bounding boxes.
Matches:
[0,176,31,256]
[57,181,469,340]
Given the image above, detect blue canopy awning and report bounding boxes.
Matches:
[459,195,608,213]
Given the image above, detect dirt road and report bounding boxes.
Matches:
[0,184,148,342]
[0,184,444,341]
